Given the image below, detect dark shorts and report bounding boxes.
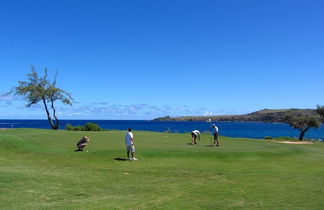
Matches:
[213,133,218,140]
[191,132,198,138]
[127,145,135,152]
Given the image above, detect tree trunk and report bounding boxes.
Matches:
[42,99,58,130]
[50,96,59,129]
[299,129,308,141]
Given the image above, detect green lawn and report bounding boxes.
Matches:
[1,128,324,209]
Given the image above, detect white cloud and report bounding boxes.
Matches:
[0,93,17,102]
[52,102,223,120]
[0,96,227,119]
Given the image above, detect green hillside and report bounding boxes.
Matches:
[154,108,318,122]
[1,129,324,209]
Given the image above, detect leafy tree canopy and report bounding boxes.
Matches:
[11,66,72,129]
[316,105,324,120]
[283,115,321,140]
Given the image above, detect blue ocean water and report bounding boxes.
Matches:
[0,119,323,141]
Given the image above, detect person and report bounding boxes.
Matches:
[75,136,90,151]
[125,128,137,160]
[191,130,200,145]
[211,124,219,146]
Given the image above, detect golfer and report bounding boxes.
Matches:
[191,130,200,144]
[211,124,219,146]
[125,128,137,160]
[75,136,90,151]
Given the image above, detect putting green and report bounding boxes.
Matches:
[1,128,324,209]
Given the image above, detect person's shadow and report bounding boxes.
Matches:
[114,158,128,161]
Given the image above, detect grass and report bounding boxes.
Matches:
[1,128,324,209]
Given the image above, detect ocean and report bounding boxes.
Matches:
[1,119,324,141]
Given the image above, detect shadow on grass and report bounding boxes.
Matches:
[186,143,197,145]
[205,145,218,147]
[114,158,128,161]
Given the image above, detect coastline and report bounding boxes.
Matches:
[1,119,324,141]
[153,108,319,123]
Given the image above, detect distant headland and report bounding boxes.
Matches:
[152,109,318,123]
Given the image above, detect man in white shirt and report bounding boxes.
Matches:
[211,124,219,146]
[125,128,137,160]
[191,130,200,145]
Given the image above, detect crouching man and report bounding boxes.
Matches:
[75,136,90,151]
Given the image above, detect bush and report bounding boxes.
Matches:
[276,136,297,141]
[84,123,101,131]
[65,124,74,131]
[74,126,84,131]
[65,123,104,131]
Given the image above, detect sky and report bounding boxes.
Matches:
[0,0,324,120]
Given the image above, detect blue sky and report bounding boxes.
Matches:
[0,0,324,119]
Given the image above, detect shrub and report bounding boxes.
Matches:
[74,126,84,131]
[65,124,74,131]
[84,123,101,131]
[277,136,297,141]
[65,123,104,131]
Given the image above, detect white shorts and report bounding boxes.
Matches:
[127,145,135,152]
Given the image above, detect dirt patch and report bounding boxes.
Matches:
[271,140,314,144]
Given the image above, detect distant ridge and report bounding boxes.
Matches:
[152,109,318,123]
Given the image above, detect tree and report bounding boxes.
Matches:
[283,115,321,140]
[11,66,72,129]
[316,105,324,119]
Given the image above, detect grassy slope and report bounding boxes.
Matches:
[154,108,318,122]
[0,129,324,209]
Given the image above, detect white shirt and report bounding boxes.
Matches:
[192,130,200,135]
[125,131,133,146]
[212,126,218,134]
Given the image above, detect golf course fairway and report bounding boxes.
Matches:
[1,128,324,209]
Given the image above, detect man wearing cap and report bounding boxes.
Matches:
[125,128,137,160]
[211,124,219,146]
